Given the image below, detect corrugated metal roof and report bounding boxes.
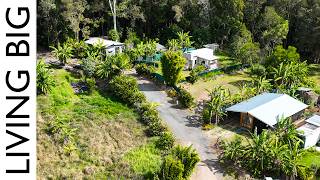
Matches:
[186,48,220,61]
[306,115,320,126]
[226,93,308,127]
[85,37,123,47]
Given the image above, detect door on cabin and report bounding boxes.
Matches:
[240,113,254,129]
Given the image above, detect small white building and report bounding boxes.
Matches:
[297,115,320,148]
[85,37,124,55]
[184,48,220,70]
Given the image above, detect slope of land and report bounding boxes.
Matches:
[37,69,162,179]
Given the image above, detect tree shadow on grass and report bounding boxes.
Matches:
[228,80,252,88]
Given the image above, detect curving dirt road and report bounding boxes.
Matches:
[130,72,225,180]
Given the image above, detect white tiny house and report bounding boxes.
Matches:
[85,37,124,55]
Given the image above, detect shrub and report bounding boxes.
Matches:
[160,155,184,180]
[50,43,73,65]
[202,123,214,130]
[96,53,130,80]
[37,59,54,94]
[135,64,156,76]
[248,64,266,77]
[108,75,146,105]
[161,50,186,86]
[201,108,212,125]
[134,102,167,136]
[108,29,120,41]
[147,121,167,136]
[166,89,178,98]
[177,88,194,108]
[141,108,160,125]
[82,55,96,79]
[156,131,175,151]
[170,145,200,178]
[188,65,206,84]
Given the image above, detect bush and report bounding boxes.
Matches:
[135,64,156,77]
[50,43,73,65]
[161,50,186,86]
[177,88,194,108]
[37,59,54,94]
[82,55,96,79]
[141,108,160,125]
[160,155,184,180]
[108,29,120,41]
[147,121,167,136]
[96,53,130,80]
[166,89,178,98]
[65,38,88,59]
[202,123,214,130]
[201,108,212,125]
[108,75,146,105]
[170,145,200,178]
[188,65,206,84]
[156,131,175,151]
[248,64,266,77]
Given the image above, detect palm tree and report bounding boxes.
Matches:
[177,31,193,51]
[50,43,73,65]
[167,39,181,51]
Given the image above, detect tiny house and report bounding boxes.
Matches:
[85,37,124,55]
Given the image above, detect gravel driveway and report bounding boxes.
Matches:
[131,73,224,180]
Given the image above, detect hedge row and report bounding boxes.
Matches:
[108,75,167,137]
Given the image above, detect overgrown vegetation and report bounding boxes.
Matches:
[37,59,55,94]
[220,117,318,179]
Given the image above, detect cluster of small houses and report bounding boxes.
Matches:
[84,37,220,70]
[85,37,320,149]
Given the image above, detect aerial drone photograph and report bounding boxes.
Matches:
[36,0,320,179]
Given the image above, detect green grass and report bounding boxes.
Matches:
[218,56,240,68]
[183,71,250,100]
[299,150,320,167]
[309,64,320,93]
[123,139,162,176]
[37,69,159,179]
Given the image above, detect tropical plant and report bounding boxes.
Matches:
[160,50,186,86]
[170,145,200,178]
[177,31,193,50]
[167,39,181,51]
[203,86,230,125]
[221,118,308,178]
[36,59,54,94]
[135,63,156,76]
[177,88,194,108]
[96,53,129,79]
[50,43,73,65]
[160,155,184,180]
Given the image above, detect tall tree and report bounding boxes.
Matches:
[258,6,289,54]
[108,0,117,32]
[209,0,245,47]
[61,0,88,41]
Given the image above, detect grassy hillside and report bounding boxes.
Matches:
[37,69,161,179]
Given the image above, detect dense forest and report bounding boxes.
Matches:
[38,0,320,63]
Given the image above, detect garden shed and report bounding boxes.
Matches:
[226,93,308,130]
[85,37,124,55]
